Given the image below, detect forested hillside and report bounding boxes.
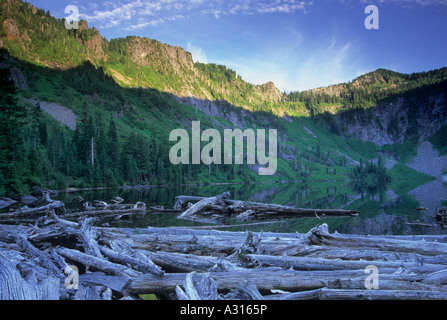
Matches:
[0,0,445,197]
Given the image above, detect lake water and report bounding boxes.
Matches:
[55,179,447,236]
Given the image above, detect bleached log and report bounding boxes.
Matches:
[283,245,426,262]
[99,226,307,257]
[79,272,131,294]
[265,289,321,300]
[310,225,447,256]
[56,247,140,278]
[144,251,220,273]
[112,197,124,204]
[175,194,359,221]
[93,200,108,208]
[422,269,447,285]
[176,272,218,300]
[266,288,447,300]
[46,209,79,227]
[61,207,146,219]
[28,225,78,244]
[99,245,164,277]
[78,218,103,259]
[178,192,231,219]
[247,254,446,274]
[318,288,447,300]
[0,201,65,220]
[15,233,61,277]
[0,249,60,300]
[128,270,337,294]
[223,281,265,300]
[174,196,205,210]
[74,285,112,300]
[330,278,447,291]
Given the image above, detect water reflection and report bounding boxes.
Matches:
[56,179,447,236]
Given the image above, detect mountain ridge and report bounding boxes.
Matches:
[0,0,285,111]
[4,0,445,112]
[0,0,445,197]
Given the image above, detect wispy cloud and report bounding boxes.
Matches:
[81,0,313,29]
[293,40,356,90]
[186,42,209,63]
[358,0,447,7]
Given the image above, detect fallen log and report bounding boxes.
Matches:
[422,269,447,285]
[0,201,65,220]
[145,251,220,273]
[73,285,112,300]
[318,288,447,300]
[56,247,140,279]
[79,272,131,294]
[330,278,447,291]
[78,218,103,259]
[46,209,79,227]
[0,197,17,210]
[15,233,62,277]
[60,205,146,219]
[176,272,218,300]
[174,196,206,210]
[223,281,265,300]
[0,249,60,300]
[99,240,164,277]
[310,224,447,256]
[247,254,446,274]
[99,226,307,256]
[282,245,429,262]
[265,289,322,300]
[178,192,231,219]
[128,270,343,294]
[175,193,359,222]
[3,214,447,301]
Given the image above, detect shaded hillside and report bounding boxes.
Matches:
[0,0,444,197]
[288,68,447,162]
[0,0,284,111]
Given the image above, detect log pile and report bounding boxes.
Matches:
[1,203,447,300]
[0,197,146,223]
[174,193,360,223]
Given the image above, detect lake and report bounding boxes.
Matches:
[54,178,447,236]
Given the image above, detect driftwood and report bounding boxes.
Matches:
[1,193,447,301]
[176,272,218,300]
[14,233,62,277]
[100,240,164,277]
[246,254,447,274]
[175,193,359,222]
[56,247,140,278]
[60,202,146,219]
[78,218,103,259]
[0,200,65,220]
[0,249,60,300]
[2,220,447,300]
[129,270,329,294]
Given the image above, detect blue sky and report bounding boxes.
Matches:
[27,0,447,92]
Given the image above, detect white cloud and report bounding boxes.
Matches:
[289,39,357,91]
[358,0,447,6]
[80,0,313,29]
[186,42,209,63]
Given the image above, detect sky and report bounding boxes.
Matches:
[27,0,447,92]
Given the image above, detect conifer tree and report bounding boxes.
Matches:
[0,67,26,195]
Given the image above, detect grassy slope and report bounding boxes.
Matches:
[1,0,443,194]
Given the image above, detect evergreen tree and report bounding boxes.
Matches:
[0,67,26,195]
[107,117,119,165]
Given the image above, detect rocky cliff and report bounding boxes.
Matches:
[1,0,284,111]
[335,92,447,147]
